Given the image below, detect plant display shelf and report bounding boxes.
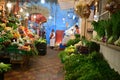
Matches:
[91,39,120,51]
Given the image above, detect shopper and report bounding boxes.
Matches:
[74,25,80,34]
[50,29,56,49]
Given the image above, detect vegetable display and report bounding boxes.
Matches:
[92,10,120,46]
[64,52,120,80]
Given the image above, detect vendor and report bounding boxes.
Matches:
[49,29,56,49]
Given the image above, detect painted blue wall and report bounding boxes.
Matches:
[42,3,79,44]
[21,1,79,44]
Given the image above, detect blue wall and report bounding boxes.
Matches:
[43,3,79,44]
[22,2,79,44]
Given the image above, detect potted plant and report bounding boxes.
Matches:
[0,62,11,80]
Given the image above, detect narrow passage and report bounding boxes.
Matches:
[5,47,64,80]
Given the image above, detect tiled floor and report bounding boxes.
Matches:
[5,47,64,80]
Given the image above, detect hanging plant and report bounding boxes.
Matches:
[75,2,91,18]
[105,0,120,13]
[82,5,91,18]
[75,2,84,18]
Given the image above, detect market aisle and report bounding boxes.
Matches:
[5,47,64,80]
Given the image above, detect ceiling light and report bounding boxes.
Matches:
[41,0,45,4]
[68,14,70,17]
[49,16,52,19]
[62,18,65,21]
[73,15,75,20]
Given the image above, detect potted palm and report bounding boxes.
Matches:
[0,62,11,80]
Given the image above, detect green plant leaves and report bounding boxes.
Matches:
[64,52,120,80]
[0,62,11,73]
[92,10,120,44]
[92,20,106,37]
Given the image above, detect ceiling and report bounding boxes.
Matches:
[8,0,76,10]
[58,0,95,10]
[9,0,57,3]
[58,0,75,10]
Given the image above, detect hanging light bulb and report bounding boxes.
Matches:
[7,1,12,13]
[49,15,52,19]
[20,8,23,12]
[25,12,29,19]
[94,14,99,22]
[7,1,12,9]
[68,14,70,17]
[41,0,45,4]
[34,15,36,19]
[62,18,65,21]
[62,18,65,23]
[26,13,29,17]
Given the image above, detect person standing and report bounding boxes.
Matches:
[50,29,56,49]
[74,25,80,34]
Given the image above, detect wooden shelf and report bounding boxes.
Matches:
[91,39,120,51]
[107,44,120,51]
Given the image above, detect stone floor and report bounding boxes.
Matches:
[5,47,64,80]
